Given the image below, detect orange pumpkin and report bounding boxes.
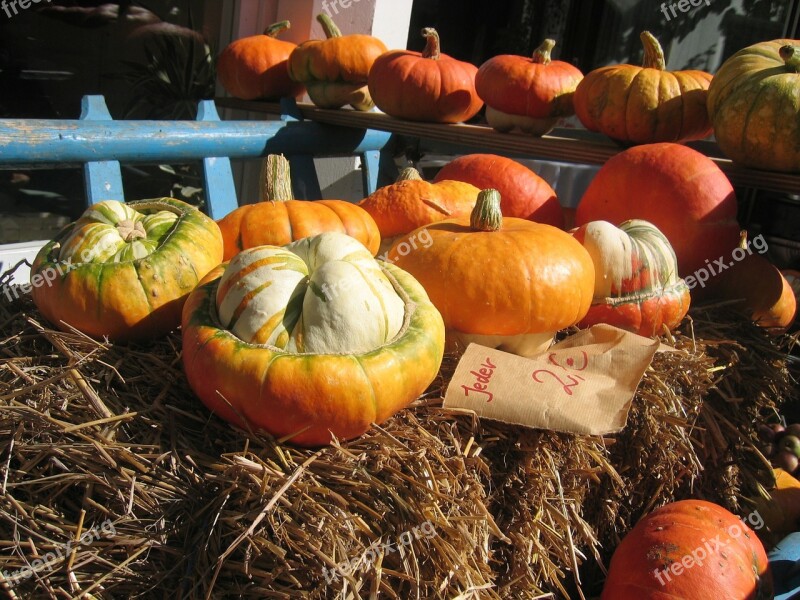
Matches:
[476,38,583,135]
[573,220,690,336]
[217,21,305,101]
[753,469,800,540]
[287,14,387,110]
[574,31,712,145]
[575,143,741,277]
[217,155,381,260]
[433,154,563,227]
[601,499,772,600]
[358,167,479,252]
[388,189,594,357]
[368,28,484,123]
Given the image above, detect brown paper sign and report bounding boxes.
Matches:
[443,324,661,435]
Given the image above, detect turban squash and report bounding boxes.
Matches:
[572,219,690,336]
[31,198,222,342]
[287,14,387,110]
[388,189,594,357]
[181,232,445,447]
[217,154,380,260]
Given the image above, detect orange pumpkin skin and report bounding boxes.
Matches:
[433,154,563,227]
[753,469,800,537]
[217,21,304,100]
[476,39,583,135]
[287,15,387,110]
[368,28,483,124]
[710,253,797,333]
[574,32,712,145]
[573,220,690,336]
[217,155,381,260]
[358,168,480,239]
[575,143,740,277]
[388,191,594,356]
[601,500,772,600]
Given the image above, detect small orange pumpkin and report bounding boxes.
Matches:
[217,21,305,101]
[217,155,381,260]
[476,38,583,135]
[287,14,387,110]
[574,31,712,145]
[368,28,484,123]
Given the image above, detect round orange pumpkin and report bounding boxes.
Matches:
[181,232,445,447]
[368,28,484,123]
[575,143,741,277]
[217,21,305,101]
[572,219,690,336]
[753,469,800,540]
[31,198,223,342]
[433,154,563,227]
[358,167,480,252]
[217,155,381,260]
[476,38,583,135]
[388,189,594,357]
[601,499,772,600]
[708,40,800,172]
[287,14,387,110]
[574,31,712,145]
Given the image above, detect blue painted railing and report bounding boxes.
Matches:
[0,96,393,219]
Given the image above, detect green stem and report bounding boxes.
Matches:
[317,13,342,38]
[640,31,666,70]
[532,39,556,65]
[263,20,291,38]
[421,27,441,60]
[397,167,423,182]
[780,45,800,73]
[470,189,503,232]
[261,155,294,202]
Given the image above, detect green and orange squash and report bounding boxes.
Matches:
[388,189,594,357]
[31,197,223,342]
[572,219,690,336]
[217,154,381,260]
[181,232,445,447]
[476,38,583,136]
[574,31,712,145]
[287,14,387,110]
[708,39,800,172]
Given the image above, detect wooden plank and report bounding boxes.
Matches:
[215,98,800,197]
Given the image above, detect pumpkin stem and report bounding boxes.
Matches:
[640,31,666,70]
[317,13,342,38]
[118,219,147,242]
[780,45,800,73]
[470,189,503,232]
[532,39,556,65]
[397,167,423,182]
[421,27,441,61]
[261,155,294,202]
[264,20,291,38]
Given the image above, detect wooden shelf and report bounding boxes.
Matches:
[216,98,800,196]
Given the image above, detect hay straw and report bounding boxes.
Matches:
[0,286,795,598]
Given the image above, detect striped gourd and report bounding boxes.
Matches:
[216,232,404,353]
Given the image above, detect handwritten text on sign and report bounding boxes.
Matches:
[444,325,661,435]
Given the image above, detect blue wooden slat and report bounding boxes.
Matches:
[79,96,124,207]
[196,100,238,219]
[0,117,392,167]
